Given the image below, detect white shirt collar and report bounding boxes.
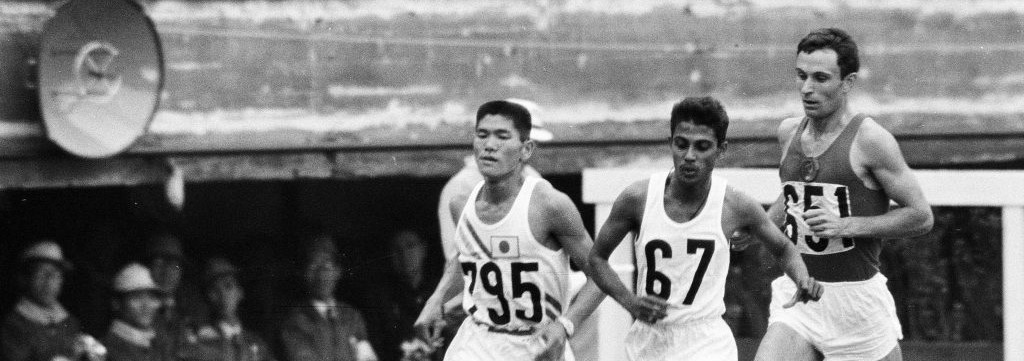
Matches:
[15,298,68,325]
[218,321,242,339]
[110,319,156,348]
[311,299,337,319]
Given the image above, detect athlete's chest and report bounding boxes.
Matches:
[474,199,514,224]
[799,129,843,158]
[470,200,558,250]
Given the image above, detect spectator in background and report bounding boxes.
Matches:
[358,230,434,361]
[279,236,378,361]
[144,233,205,332]
[1,240,105,361]
[177,258,275,361]
[104,263,174,361]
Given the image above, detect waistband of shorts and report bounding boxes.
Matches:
[777,272,887,288]
[645,315,723,328]
[472,319,536,335]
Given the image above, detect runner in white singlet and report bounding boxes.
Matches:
[414,100,605,361]
[589,97,824,361]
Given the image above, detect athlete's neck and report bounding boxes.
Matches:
[481,170,525,204]
[807,102,854,138]
[666,174,712,205]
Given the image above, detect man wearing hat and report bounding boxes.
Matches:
[279,235,378,361]
[104,263,174,361]
[1,240,105,361]
[177,257,275,361]
[143,233,205,333]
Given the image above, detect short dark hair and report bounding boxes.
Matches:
[797,28,859,79]
[670,97,729,144]
[476,100,532,141]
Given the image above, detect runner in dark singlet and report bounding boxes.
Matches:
[754,28,934,361]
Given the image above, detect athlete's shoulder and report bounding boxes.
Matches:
[853,116,903,161]
[854,116,897,144]
[777,116,804,144]
[531,178,573,212]
[723,184,762,217]
[616,178,650,207]
[528,178,586,234]
[448,190,473,224]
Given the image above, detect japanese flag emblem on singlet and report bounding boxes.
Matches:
[782,181,855,255]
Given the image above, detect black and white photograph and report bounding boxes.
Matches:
[0,1,1020,360]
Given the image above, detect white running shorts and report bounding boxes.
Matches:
[768,273,902,361]
[625,317,737,361]
[443,319,575,361]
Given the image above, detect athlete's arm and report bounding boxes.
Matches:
[733,188,823,305]
[538,186,605,327]
[414,195,469,341]
[765,193,787,229]
[804,122,933,238]
[767,117,805,228]
[413,257,463,341]
[529,184,606,354]
[588,181,669,323]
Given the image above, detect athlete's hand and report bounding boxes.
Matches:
[729,229,755,251]
[531,321,568,361]
[803,208,851,238]
[413,310,446,348]
[624,295,670,324]
[783,277,823,308]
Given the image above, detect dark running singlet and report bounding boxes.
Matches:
[778,114,890,282]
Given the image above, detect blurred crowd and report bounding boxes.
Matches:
[1,206,1001,361]
[1,229,440,361]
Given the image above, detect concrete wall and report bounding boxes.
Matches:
[1,0,1023,183]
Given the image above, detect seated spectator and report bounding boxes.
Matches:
[177,258,275,361]
[1,240,105,361]
[279,235,378,361]
[144,233,205,331]
[359,230,434,361]
[104,263,174,361]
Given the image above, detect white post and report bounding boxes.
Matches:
[1003,206,1024,360]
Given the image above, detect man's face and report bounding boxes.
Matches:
[389,233,426,281]
[119,291,161,329]
[670,122,724,186]
[474,115,533,179]
[796,49,851,120]
[149,257,182,294]
[304,253,340,301]
[207,276,243,317]
[26,262,63,307]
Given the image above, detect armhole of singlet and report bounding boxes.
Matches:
[460,181,485,226]
[786,118,810,158]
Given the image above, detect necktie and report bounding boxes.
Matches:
[327,307,339,361]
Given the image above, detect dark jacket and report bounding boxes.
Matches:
[177,322,275,361]
[1,305,82,361]
[278,301,370,361]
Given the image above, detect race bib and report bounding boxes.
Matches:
[782,181,854,255]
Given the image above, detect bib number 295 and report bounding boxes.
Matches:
[461,261,542,325]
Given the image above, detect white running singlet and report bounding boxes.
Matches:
[634,171,730,324]
[455,177,571,332]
